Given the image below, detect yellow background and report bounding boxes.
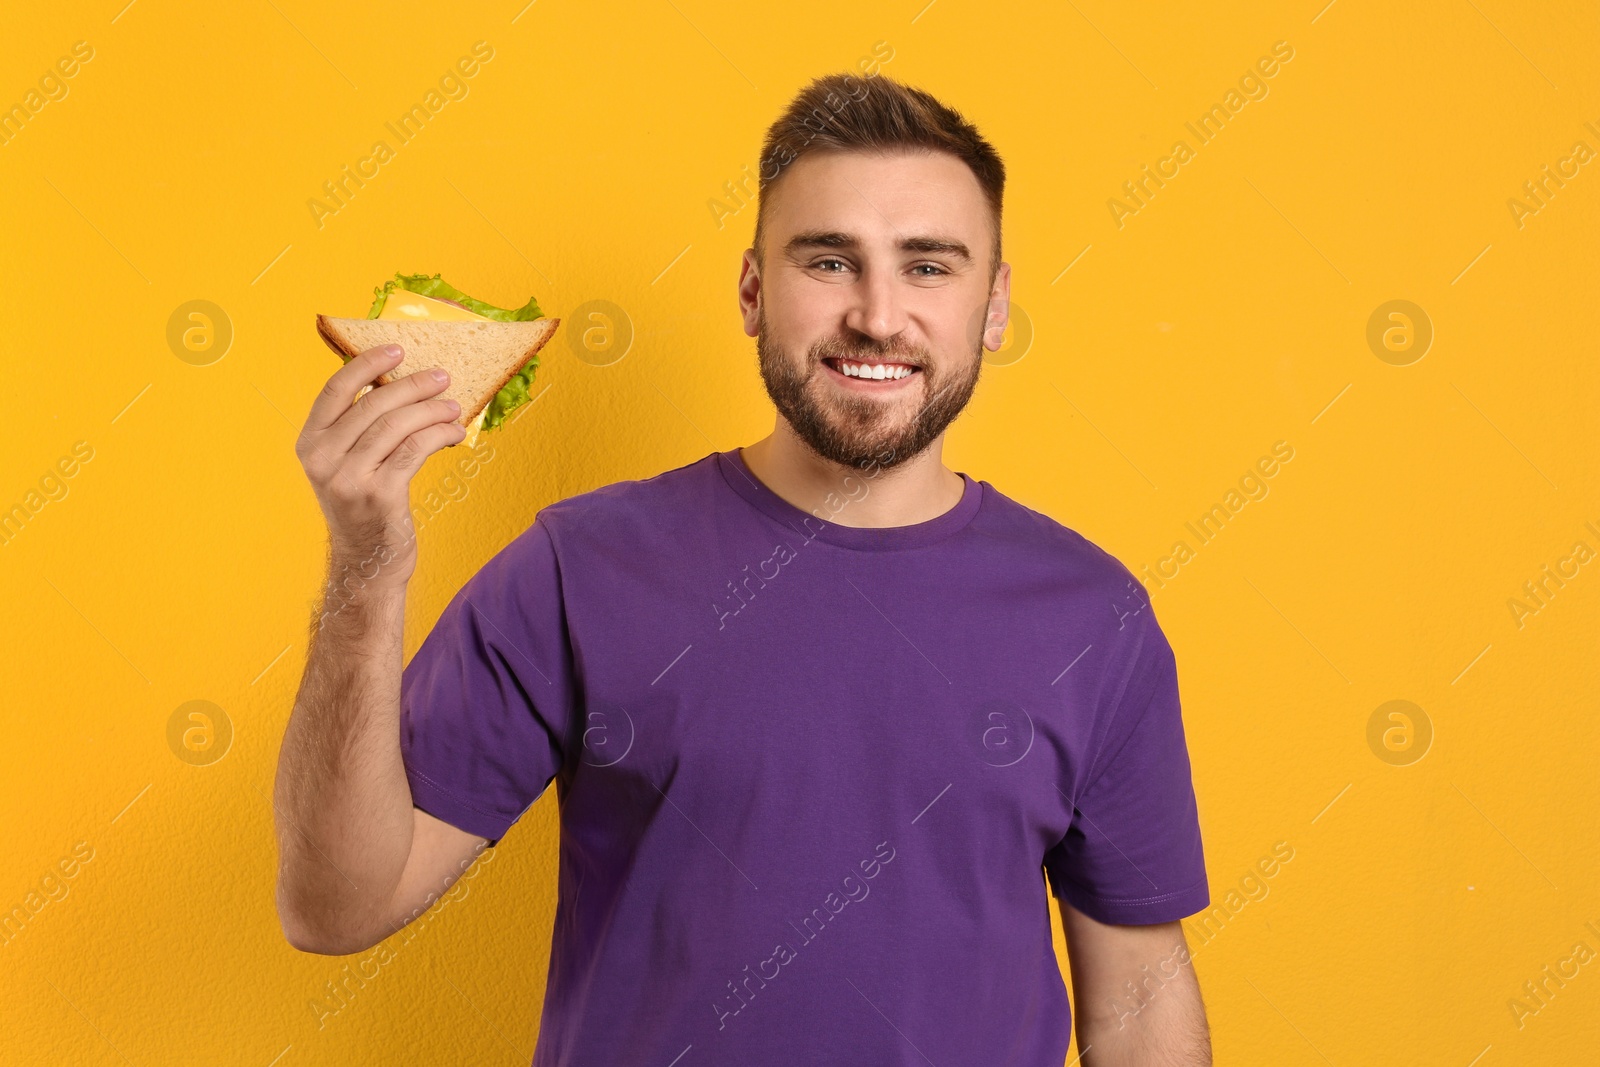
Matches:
[2,1,1596,1063]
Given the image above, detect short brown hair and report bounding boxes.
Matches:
[752,72,1006,284]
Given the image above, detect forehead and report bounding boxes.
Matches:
[765,148,991,250]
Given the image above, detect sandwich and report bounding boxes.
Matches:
[316,272,560,448]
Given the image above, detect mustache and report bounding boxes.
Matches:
[810,335,928,367]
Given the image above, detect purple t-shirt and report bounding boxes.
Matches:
[400,448,1208,1065]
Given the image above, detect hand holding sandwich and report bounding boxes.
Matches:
[296,341,464,592]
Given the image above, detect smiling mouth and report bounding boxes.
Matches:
[821,356,922,382]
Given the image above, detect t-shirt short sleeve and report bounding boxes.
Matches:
[399,518,577,846]
[1045,598,1209,924]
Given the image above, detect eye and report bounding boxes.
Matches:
[910,263,949,277]
[811,257,851,273]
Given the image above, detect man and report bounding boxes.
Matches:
[275,71,1212,1065]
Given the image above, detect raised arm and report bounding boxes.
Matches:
[272,342,486,955]
[1059,899,1211,1066]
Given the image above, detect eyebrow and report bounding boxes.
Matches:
[783,229,973,262]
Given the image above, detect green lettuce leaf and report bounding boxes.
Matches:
[366,272,546,432]
[479,355,540,431]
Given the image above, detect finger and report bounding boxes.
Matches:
[323,365,454,455]
[374,420,469,487]
[305,344,405,433]
[348,395,463,474]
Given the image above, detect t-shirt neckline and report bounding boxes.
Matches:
[715,447,984,551]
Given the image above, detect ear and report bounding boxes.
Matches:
[738,249,762,337]
[982,261,1012,351]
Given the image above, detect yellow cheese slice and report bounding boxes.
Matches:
[376,291,493,322]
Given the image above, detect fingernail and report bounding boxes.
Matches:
[431,369,448,383]
[384,345,403,358]
[445,399,460,413]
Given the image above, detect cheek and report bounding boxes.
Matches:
[762,307,829,360]
[771,282,845,336]
[921,309,978,366]
[953,316,984,355]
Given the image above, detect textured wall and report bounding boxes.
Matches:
[1,1,1595,1063]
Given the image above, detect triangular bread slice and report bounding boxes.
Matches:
[316,315,560,432]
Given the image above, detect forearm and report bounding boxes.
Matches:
[1074,945,1210,1066]
[272,548,415,953]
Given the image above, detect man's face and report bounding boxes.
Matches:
[739,148,1010,472]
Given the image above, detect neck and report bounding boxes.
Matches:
[739,422,966,529]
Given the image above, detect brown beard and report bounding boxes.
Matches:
[755,313,983,472]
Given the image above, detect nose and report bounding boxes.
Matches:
[842,262,909,346]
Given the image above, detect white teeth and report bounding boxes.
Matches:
[836,360,913,380]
